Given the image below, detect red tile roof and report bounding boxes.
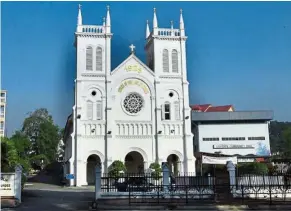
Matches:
[206,105,233,112]
[191,104,234,112]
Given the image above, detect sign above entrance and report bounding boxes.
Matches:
[213,144,254,149]
[202,155,238,165]
[118,79,149,94]
[125,64,142,73]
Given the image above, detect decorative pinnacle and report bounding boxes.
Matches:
[103,17,106,22]
[180,8,183,14]
[107,5,110,11]
[171,20,173,26]
[146,20,149,24]
[154,7,156,12]
[78,4,82,10]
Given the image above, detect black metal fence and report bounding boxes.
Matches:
[99,173,291,205]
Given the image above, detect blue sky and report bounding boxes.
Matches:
[2,1,291,136]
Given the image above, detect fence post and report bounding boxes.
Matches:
[95,163,102,201]
[226,161,236,188]
[15,165,23,203]
[162,163,170,192]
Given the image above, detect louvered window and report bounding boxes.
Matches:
[96,47,102,71]
[86,46,93,71]
[162,102,171,120]
[96,101,102,120]
[162,49,169,72]
[172,50,178,73]
[87,101,93,120]
[174,101,180,120]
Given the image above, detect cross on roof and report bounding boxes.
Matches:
[129,44,135,54]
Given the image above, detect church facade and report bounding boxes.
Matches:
[63,6,195,186]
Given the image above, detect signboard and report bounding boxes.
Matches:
[0,173,15,197]
[202,155,238,165]
[66,174,75,180]
[125,64,142,73]
[118,79,149,94]
[213,144,254,149]
[238,158,255,163]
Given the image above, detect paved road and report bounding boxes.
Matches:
[3,183,95,211]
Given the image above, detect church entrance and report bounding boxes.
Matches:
[125,151,144,173]
[167,154,180,176]
[86,154,101,185]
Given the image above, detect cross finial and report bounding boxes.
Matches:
[180,8,183,14]
[129,44,135,54]
[78,4,82,10]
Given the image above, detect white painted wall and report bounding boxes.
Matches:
[197,123,271,156]
[64,8,195,186]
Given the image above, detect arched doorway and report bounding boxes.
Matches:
[167,154,180,176]
[87,154,101,185]
[125,151,144,173]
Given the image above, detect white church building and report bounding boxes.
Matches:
[63,6,195,186]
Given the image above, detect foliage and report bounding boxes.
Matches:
[1,137,29,189]
[238,162,269,175]
[1,137,19,172]
[108,160,127,178]
[282,127,291,159]
[149,162,162,180]
[269,121,291,158]
[21,108,62,167]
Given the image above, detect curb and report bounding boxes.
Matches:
[89,204,291,210]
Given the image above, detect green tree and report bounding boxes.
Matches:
[282,127,291,159]
[21,108,61,168]
[1,137,18,172]
[108,160,127,178]
[10,131,31,158]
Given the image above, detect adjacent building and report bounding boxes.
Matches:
[0,90,7,137]
[191,104,273,174]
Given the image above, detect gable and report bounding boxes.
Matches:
[111,54,155,78]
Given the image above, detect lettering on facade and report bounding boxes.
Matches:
[125,64,142,73]
[118,79,149,94]
[213,144,254,149]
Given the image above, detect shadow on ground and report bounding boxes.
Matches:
[12,188,94,211]
[27,162,64,186]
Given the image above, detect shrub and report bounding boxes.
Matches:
[108,160,126,178]
[149,162,162,180]
[238,162,269,175]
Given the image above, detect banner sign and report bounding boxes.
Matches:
[202,155,238,165]
[0,173,15,197]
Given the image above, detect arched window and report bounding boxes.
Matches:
[172,50,178,73]
[87,100,93,120]
[162,49,169,73]
[86,46,93,71]
[96,47,102,71]
[96,101,102,120]
[174,101,180,120]
[162,102,171,120]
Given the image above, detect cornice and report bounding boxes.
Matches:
[81,73,106,78]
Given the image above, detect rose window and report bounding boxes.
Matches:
[123,93,144,114]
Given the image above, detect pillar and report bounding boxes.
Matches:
[226,161,236,187]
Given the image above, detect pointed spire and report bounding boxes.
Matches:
[170,20,174,30]
[180,9,185,36]
[146,20,150,39]
[76,4,82,32]
[106,5,111,33]
[153,8,158,35]
[153,8,158,28]
[103,17,106,27]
